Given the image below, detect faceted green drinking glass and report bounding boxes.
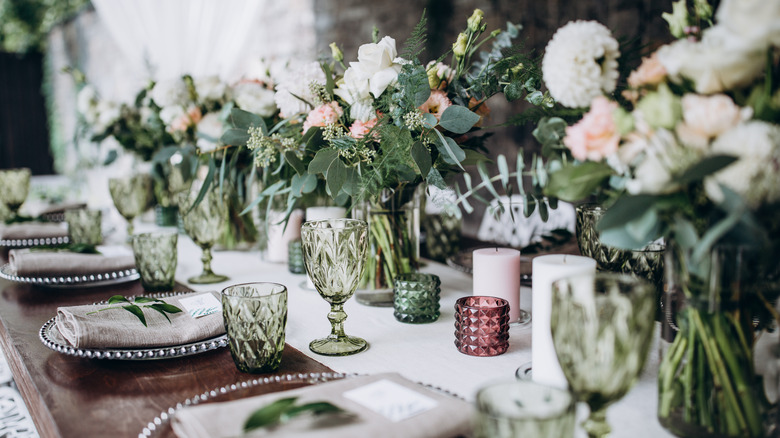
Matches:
[301,219,369,356]
[550,272,655,438]
[65,209,103,246]
[131,231,178,292]
[109,174,153,237]
[0,168,31,217]
[177,187,229,284]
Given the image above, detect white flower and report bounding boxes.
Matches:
[159,105,185,125]
[233,81,277,117]
[334,67,375,122]
[94,100,120,133]
[352,36,404,98]
[656,26,765,94]
[76,85,98,116]
[150,78,190,108]
[194,76,229,103]
[542,21,620,108]
[196,113,223,153]
[273,61,326,118]
[625,129,701,195]
[705,121,780,208]
[716,0,780,48]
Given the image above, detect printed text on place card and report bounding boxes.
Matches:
[179,293,221,318]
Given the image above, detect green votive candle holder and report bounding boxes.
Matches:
[287,239,306,274]
[222,282,287,373]
[474,380,576,438]
[393,273,441,324]
[131,232,178,292]
[65,209,103,246]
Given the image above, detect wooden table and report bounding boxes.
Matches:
[0,278,331,437]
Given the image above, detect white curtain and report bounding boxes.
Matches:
[92,0,267,82]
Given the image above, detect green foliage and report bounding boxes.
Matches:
[243,397,347,433]
[0,0,89,53]
[544,161,615,202]
[87,296,183,327]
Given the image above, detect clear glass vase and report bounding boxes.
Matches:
[352,186,421,307]
[658,241,777,437]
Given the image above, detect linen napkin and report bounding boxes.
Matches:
[171,373,474,438]
[0,222,68,241]
[8,245,135,277]
[55,291,224,349]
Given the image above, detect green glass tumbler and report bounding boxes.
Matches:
[222,282,287,373]
[131,232,178,292]
[0,168,31,216]
[301,219,369,356]
[474,380,576,438]
[393,273,441,323]
[65,209,103,246]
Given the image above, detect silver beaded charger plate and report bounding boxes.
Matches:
[0,235,69,249]
[138,372,463,438]
[0,262,139,288]
[39,292,228,361]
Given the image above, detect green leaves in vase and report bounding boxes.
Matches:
[243,397,348,433]
[87,296,182,327]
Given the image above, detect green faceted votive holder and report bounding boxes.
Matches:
[222,282,287,373]
[287,239,306,274]
[393,273,441,323]
[474,380,576,438]
[131,232,178,292]
[65,209,102,246]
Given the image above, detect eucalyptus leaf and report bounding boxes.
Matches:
[308,149,340,175]
[230,107,265,131]
[421,113,438,129]
[597,194,658,231]
[477,161,500,200]
[284,150,306,175]
[438,106,480,134]
[411,142,431,177]
[326,158,348,196]
[244,397,299,432]
[433,132,466,167]
[497,155,509,189]
[674,155,738,186]
[544,161,613,202]
[504,81,523,101]
[122,305,147,327]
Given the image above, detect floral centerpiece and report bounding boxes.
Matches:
[218,10,546,291]
[536,0,780,436]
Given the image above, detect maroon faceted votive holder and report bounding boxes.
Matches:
[454,296,510,357]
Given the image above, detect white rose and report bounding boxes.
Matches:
[150,78,190,108]
[716,0,780,48]
[351,36,404,98]
[196,113,223,153]
[194,75,228,102]
[676,93,750,149]
[348,100,375,123]
[657,26,765,94]
[233,82,277,117]
[76,85,98,115]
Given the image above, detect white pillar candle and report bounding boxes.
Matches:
[472,248,522,322]
[532,254,596,389]
[303,207,347,289]
[265,209,303,263]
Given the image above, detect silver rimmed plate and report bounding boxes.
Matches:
[39,292,228,360]
[0,263,139,288]
[138,373,462,438]
[0,235,69,249]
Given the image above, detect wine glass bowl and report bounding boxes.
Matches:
[0,168,31,217]
[301,219,369,356]
[550,272,655,438]
[109,174,153,237]
[177,187,229,284]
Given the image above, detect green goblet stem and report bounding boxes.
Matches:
[327,303,348,340]
[583,408,610,438]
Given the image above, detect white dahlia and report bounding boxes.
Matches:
[273,61,326,118]
[542,21,620,108]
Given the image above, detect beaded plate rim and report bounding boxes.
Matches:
[0,235,69,249]
[0,262,139,288]
[39,291,228,361]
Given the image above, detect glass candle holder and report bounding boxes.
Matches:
[474,380,576,438]
[65,209,103,246]
[131,232,178,292]
[222,282,288,373]
[393,273,441,324]
[287,239,306,274]
[454,296,510,357]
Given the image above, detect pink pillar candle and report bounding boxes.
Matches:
[472,248,522,323]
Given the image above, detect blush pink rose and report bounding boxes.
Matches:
[170,106,203,133]
[302,101,344,132]
[349,118,378,139]
[419,90,452,121]
[563,96,620,161]
[627,53,667,88]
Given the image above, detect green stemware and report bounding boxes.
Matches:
[0,168,31,218]
[177,187,229,284]
[301,219,369,356]
[550,272,655,438]
[109,174,153,237]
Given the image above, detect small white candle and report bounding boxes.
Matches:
[473,248,521,322]
[265,209,303,263]
[532,254,596,389]
[303,207,347,288]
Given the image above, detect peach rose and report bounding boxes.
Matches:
[349,118,378,139]
[169,105,202,133]
[627,53,667,88]
[675,93,748,149]
[419,90,452,121]
[302,101,344,132]
[563,96,620,161]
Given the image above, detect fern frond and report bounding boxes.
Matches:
[401,11,428,61]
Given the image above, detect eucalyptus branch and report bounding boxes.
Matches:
[86,295,182,327]
[243,397,349,433]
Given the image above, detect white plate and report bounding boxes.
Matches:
[0,263,139,288]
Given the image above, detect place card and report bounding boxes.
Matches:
[343,379,438,422]
[179,293,221,318]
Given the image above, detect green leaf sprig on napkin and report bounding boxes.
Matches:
[243,397,348,433]
[87,296,183,327]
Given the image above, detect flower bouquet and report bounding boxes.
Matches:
[536,0,780,436]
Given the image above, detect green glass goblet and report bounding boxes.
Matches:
[0,168,31,217]
[177,188,229,284]
[109,174,153,237]
[550,272,655,438]
[301,219,369,356]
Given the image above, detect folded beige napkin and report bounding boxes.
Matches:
[171,373,473,438]
[37,202,88,216]
[0,222,68,241]
[55,291,224,349]
[8,245,135,277]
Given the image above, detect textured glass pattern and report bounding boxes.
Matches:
[177,188,229,284]
[393,273,441,323]
[454,296,510,357]
[301,219,369,356]
[65,209,102,246]
[475,380,576,438]
[287,239,306,274]
[551,273,655,437]
[0,168,31,215]
[132,232,178,292]
[109,174,153,237]
[422,212,461,262]
[222,282,287,373]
